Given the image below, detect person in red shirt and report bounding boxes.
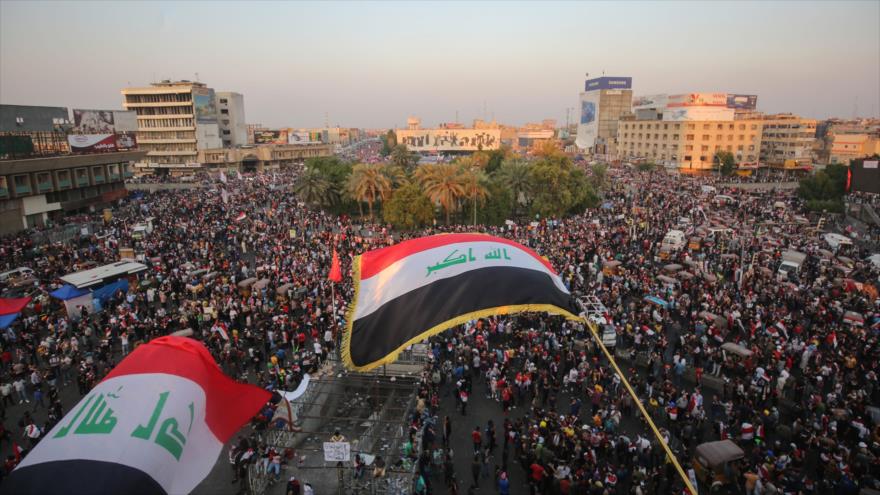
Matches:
[471,426,482,453]
[529,462,546,494]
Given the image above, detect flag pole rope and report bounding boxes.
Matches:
[582,318,697,495]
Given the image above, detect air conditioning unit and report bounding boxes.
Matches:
[15,117,24,125]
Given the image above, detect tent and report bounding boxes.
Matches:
[92,279,129,304]
[0,313,19,330]
[0,297,31,330]
[643,295,669,308]
[49,285,89,301]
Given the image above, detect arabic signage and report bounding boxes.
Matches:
[585,76,632,92]
[67,133,138,153]
[323,442,351,462]
[396,129,500,151]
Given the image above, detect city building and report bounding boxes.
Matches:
[0,104,143,234]
[618,117,763,171]
[758,114,817,167]
[0,104,71,157]
[121,80,224,174]
[828,133,880,165]
[197,143,333,173]
[215,92,247,147]
[575,76,634,157]
[815,118,880,165]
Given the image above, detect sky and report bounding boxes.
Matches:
[1,1,878,129]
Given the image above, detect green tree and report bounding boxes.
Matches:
[347,163,392,219]
[414,163,466,224]
[528,154,594,218]
[380,130,396,157]
[589,163,608,190]
[293,168,336,207]
[636,162,656,172]
[478,179,514,226]
[390,144,419,173]
[714,150,736,176]
[495,159,533,216]
[459,165,489,225]
[484,147,509,174]
[383,183,434,230]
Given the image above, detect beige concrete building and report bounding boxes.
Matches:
[828,133,880,165]
[198,143,333,173]
[617,118,763,171]
[121,80,222,173]
[759,114,817,166]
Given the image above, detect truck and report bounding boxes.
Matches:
[777,250,807,281]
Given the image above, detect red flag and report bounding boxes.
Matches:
[846,168,852,192]
[329,249,342,283]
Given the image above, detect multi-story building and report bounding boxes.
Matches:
[815,119,880,165]
[759,114,817,166]
[0,105,71,157]
[215,92,246,147]
[828,133,880,165]
[197,143,333,173]
[121,80,223,174]
[576,76,633,157]
[617,117,763,171]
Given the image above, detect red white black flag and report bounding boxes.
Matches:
[342,233,579,371]
[2,336,270,494]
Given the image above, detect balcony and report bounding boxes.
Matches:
[57,178,71,189]
[76,175,90,187]
[109,170,120,181]
[93,173,105,184]
[37,181,53,193]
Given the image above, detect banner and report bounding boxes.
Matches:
[585,76,632,91]
[3,336,270,495]
[667,93,728,108]
[193,88,218,124]
[254,130,288,145]
[67,133,137,153]
[73,110,115,134]
[575,91,600,150]
[343,234,579,371]
[726,94,758,110]
[287,132,314,145]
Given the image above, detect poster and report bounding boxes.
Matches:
[575,92,600,150]
[193,88,218,123]
[73,110,115,133]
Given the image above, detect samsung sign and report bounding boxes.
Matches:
[585,76,632,92]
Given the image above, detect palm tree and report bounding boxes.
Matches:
[347,163,392,219]
[293,167,335,206]
[415,164,466,224]
[459,166,489,226]
[495,159,533,216]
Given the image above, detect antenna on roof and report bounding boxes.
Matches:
[195,72,200,82]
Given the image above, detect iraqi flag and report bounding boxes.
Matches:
[342,233,579,371]
[235,211,247,222]
[2,336,270,495]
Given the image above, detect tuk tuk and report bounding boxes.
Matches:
[693,440,745,488]
[238,277,257,296]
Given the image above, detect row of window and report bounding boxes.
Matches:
[621,133,757,141]
[133,106,194,116]
[142,143,198,152]
[627,143,755,152]
[2,164,129,197]
[125,94,192,104]
[136,130,196,140]
[622,122,760,131]
[138,118,195,129]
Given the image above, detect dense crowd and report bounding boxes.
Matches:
[0,163,877,494]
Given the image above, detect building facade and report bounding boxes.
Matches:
[215,92,247,147]
[197,143,333,173]
[0,151,142,234]
[576,77,634,156]
[758,114,817,166]
[828,133,880,165]
[0,105,71,157]
[617,118,763,171]
[121,80,223,173]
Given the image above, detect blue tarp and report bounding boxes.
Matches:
[49,284,89,301]
[92,279,129,304]
[643,295,670,308]
[0,313,19,330]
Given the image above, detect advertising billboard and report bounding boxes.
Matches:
[287,132,314,145]
[73,110,115,134]
[253,129,288,145]
[193,88,218,124]
[575,92,600,150]
[726,94,758,110]
[67,133,137,153]
[396,128,501,151]
[585,76,632,92]
[632,94,669,110]
[662,107,735,122]
[667,93,728,107]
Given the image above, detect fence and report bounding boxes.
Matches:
[29,221,104,246]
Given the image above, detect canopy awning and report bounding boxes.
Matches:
[0,297,31,316]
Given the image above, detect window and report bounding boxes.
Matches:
[222,130,231,135]
[717,124,723,130]
[702,135,710,140]
[749,135,756,141]
[664,124,669,130]
[220,109,229,114]
[687,124,695,130]
[220,98,228,104]
[672,134,679,140]
[655,134,659,139]
[674,124,680,129]
[716,135,723,141]
[684,155,692,161]
[699,156,707,161]
[729,124,734,130]
[703,124,710,130]
[737,145,744,151]
[701,145,709,151]
[685,145,693,151]
[686,134,694,141]
[728,135,734,141]
[751,125,757,130]
[726,145,732,151]
[739,124,746,130]
[738,135,745,140]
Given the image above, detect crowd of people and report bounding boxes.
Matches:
[0,160,877,494]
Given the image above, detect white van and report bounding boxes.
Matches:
[0,267,34,284]
[661,230,687,251]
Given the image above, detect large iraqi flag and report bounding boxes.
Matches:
[2,336,270,495]
[342,233,580,371]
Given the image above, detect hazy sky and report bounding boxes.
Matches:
[1,1,878,128]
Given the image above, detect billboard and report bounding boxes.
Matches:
[662,107,734,122]
[575,92,600,150]
[396,128,501,151]
[632,94,669,110]
[726,94,758,110]
[667,93,728,107]
[73,110,115,133]
[253,129,288,145]
[193,88,218,123]
[287,131,315,145]
[68,133,137,153]
[585,76,632,92]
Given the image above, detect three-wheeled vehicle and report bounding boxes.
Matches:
[693,439,745,491]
